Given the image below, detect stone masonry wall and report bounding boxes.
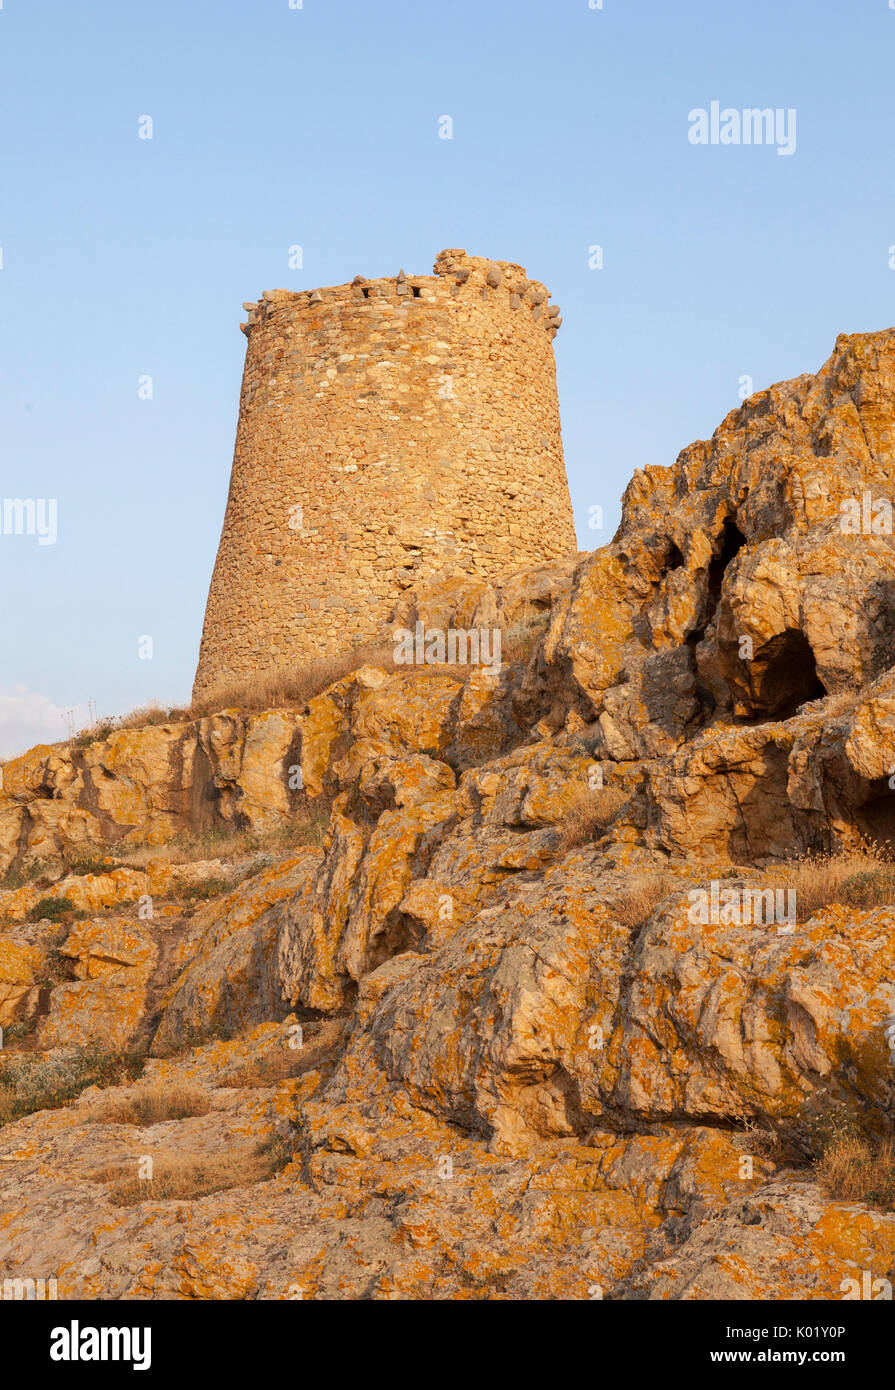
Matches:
[193,249,577,700]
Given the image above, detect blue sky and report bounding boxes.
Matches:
[1,0,894,756]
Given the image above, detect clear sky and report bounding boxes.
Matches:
[1,0,894,757]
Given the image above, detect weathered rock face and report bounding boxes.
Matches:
[0,713,304,873]
[545,329,895,736]
[604,900,895,1126]
[644,665,895,861]
[617,1179,895,1300]
[0,937,46,1029]
[0,659,528,876]
[277,761,457,1014]
[3,1019,864,1302]
[294,873,895,1154]
[2,328,895,1302]
[152,851,322,1054]
[37,918,159,1052]
[319,857,631,1155]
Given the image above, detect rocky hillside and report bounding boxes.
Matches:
[1,329,895,1300]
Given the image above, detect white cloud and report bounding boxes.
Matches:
[0,687,87,762]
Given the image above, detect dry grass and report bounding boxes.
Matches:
[60,853,126,877]
[735,1117,802,1170]
[501,605,550,665]
[74,703,191,746]
[113,829,250,871]
[57,613,551,760]
[767,848,895,922]
[114,802,334,872]
[817,688,868,720]
[191,645,397,718]
[96,1136,293,1206]
[736,1048,895,1193]
[611,872,683,930]
[192,613,551,722]
[223,1048,313,1088]
[112,702,192,730]
[556,784,629,855]
[219,1021,345,1088]
[61,651,398,747]
[817,1135,895,1209]
[88,1084,210,1126]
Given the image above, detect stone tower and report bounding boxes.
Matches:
[192,249,577,700]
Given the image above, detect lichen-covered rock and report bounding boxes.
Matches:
[0,712,306,874]
[645,666,895,861]
[697,528,895,718]
[617,1181,895,1301]
[152,851,322,1053]
[0,938,46,1029]
[37,918,158,1051]
[602,902,895,1126]
[277,769,456,1012]
[544,329,895,747]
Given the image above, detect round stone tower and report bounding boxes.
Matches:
[192,249,577,701]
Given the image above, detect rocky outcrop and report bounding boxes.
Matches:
[0,937,46,1030]
[2,329,895,1301]
[544,330,895,742]
[0,713,305,873]
[0,661,528,876]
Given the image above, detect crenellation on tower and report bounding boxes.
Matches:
[193,249,577,701]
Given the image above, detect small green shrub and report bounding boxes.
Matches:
[839,867,895,907]
[61,854,125,877]
[175,875,229,902]
[75,723,115,748]
[26,896,85,924]
[0,862,50,892]
[0,1046,145,1126]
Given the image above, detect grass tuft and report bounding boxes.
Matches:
[191,645,397,718]
[173,875,229,902]
[817,1136,895,1209]
[89,1084,210,1126]
[97,1134,296,1205]
[555,784,628,854]
[767,848,895,922]
[611,872,682,930]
